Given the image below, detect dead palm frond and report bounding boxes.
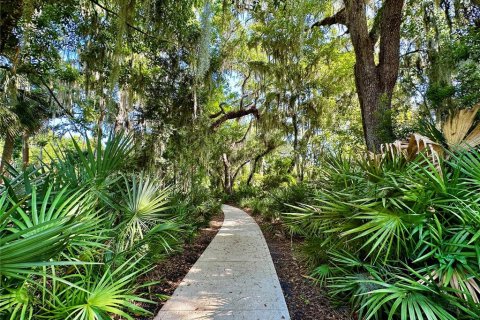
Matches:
[442,104,480,151]
[380,133,444,169]
[422,269,480,303]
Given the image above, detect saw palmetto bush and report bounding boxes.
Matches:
[0,133,189,320]
[285,150,480,319]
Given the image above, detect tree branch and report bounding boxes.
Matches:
[39,78,87,131]
[400,49,423,58]
[39,78,74,118]
[239,71,251,109]
[246,143,276,185]
[309,8,347,29]
[234,119,253,145]
[209,102,227,118]
[210,104,259,131]
[231,159,250,183]
[88,0,171,43]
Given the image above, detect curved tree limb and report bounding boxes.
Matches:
[88,0,172,43]
[309,8,347,29]
[209,102,227,118]
[239,71,251,109]
[246,143,277,186]
[39,77,88,132]
[210,104,259,131]
[231,158,250,184]
[234,119,253,145]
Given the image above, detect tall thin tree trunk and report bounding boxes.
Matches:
[97,110,104,140]
[193,86,198,119]
[247,145,275,186]
[115,86,130,133]
[222,153,232,194]
[246,157,260,186]
[289,113,299,173]
[96,95,105,142]
[1,132,15,174]
[22,132,29,168]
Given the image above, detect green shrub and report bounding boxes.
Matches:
[193,197,222,225]
[284,151,480,319]
[234,182,312,224]
[258,172,296,190]
[238,196,266,215]
[169,185,223,228]
[0,133,193,320]
[228,183,260,203]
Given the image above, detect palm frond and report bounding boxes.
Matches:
[117,175,172,250]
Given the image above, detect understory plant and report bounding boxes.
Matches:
[284,150,480,319]
[237,182,312,224]
[0,132,190,319]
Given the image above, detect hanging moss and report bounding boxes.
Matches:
[109,0,137,88]
[196,1,213,82]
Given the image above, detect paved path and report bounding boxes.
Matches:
[154,205,290,320]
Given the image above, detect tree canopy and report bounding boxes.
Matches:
[0,0,478,191]
[1,1,480,319]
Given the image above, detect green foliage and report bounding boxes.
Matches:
[235,181,312,224]
[168,184,223,230]
[47,131,133,187]
[117,175,172,251]
[239,196,273,216]
[426,83,456,108]
[401,2,480,118]
[2,0,480,318]
[284,151,480,319]
[229,184,260,203]
[44,259,152,320]
[0,188,98,278]
[0,133,195,319]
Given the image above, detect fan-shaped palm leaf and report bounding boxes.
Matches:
[47,259,152,320]
[0,187,99,277]
[117,176,172,250]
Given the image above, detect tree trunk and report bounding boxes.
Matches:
[289,113,299,173]
[246,157,259,186]
[354,65,393,151]
[222,153,232,194]
[115,87,130,133]
[247,145,275,186]
[0,0,24,54]
[344,0,404,151]
[22,132,29,168]
[314,0,404,151]
[193,85,198,119]
[0,132,15,175]
[96,96,105,141]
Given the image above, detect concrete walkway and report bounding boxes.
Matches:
[154,205,290,320]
